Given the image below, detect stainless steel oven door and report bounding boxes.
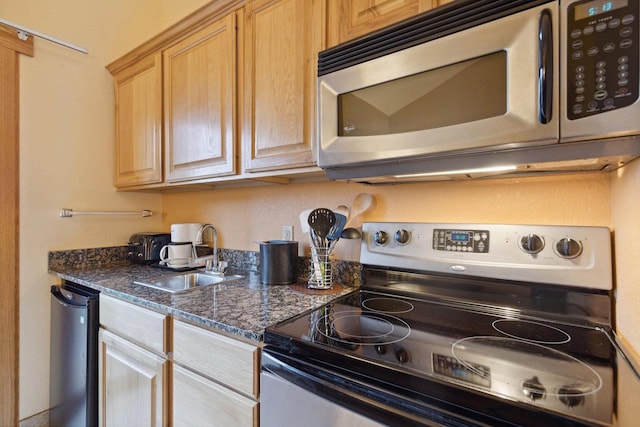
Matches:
[261,371,385,427]
[260,351,386,427]
[318,3,560,169]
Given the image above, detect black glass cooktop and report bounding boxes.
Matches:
[264,289,622,425]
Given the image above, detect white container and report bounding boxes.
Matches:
[171,223,203,244]
[159,242,196,267]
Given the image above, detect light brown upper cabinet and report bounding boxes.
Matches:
[106,0,458,190]
[326,0,453,47]
[113,54,163,187]
[164,13,238,182]
[241,0,324,173]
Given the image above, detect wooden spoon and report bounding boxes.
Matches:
[346,193,374,227]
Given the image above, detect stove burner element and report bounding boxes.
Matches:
[492,319,571,344]
[315,312,411,346]
[451,337,602,398]
[361,297,415,314]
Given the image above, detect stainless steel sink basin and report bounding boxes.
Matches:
[133,271,244,293]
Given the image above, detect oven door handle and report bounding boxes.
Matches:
[261,350,348,399]
[261,348,488,427]
[262,350,417,425]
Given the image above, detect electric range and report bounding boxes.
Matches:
[263,222,640,426]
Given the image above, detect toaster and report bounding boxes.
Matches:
[127,232,171,263]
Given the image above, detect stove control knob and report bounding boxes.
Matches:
[374,231,388,245]
[394,229,411,245]
[555,238,583,259]
[522,376,546,401]
[558,385,586,408]
[519,234,544,254]
[394,347,410,364]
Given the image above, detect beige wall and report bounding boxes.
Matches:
[162,167,639,354]
[3,0,637,420]
[0,0,211,419]
[611,158,640,360]
[161,173,611,261]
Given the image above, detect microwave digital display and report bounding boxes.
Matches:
[574,0,628,20]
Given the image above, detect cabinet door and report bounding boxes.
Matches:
[98,329,169,427]
[241,0,324,172]
[163,13,237,182]
[113,53,163,187]
[327,0,452,47]
[173,364,258,427]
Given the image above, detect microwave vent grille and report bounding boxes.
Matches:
[318,0,552,76]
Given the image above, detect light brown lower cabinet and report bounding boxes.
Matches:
[98,295,259,426]
[173,364,258,426]
[172,319,260,427]
[98,329,169,427]
[99,295,171,426]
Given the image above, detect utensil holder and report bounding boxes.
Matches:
[308,246,333,289]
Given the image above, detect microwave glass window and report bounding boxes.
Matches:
[337,51,507,137]
[573,0,627,21]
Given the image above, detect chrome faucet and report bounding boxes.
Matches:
[196,224,223,274]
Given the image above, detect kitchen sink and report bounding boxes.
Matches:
[133,271,244,293]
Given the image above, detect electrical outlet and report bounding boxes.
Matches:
[282,225,294,241]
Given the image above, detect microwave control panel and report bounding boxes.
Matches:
[567,0,639,119]
[432,229,490,253]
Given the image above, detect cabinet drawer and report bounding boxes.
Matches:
[173,320,259,398]
[173,364,257,427]
[100,295,169,354]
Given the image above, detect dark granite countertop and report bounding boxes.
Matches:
[50,261,356,343]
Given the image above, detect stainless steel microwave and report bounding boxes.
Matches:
[317,0,640,182]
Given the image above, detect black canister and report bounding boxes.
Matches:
[260,240,298,284]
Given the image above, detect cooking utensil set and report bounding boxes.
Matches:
[306,209,348,247]
[300,193,374,289]
[306,208,346,289]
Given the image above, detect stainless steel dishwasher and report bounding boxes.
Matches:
[50,281,99,427]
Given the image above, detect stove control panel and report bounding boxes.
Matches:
[433,354,491,388]
[360,222,613,290]
[433,229,490,253]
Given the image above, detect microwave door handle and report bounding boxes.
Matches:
[538,9,553,124]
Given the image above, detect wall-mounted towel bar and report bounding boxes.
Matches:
[59,209,153,218]
[0,17,88,54]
